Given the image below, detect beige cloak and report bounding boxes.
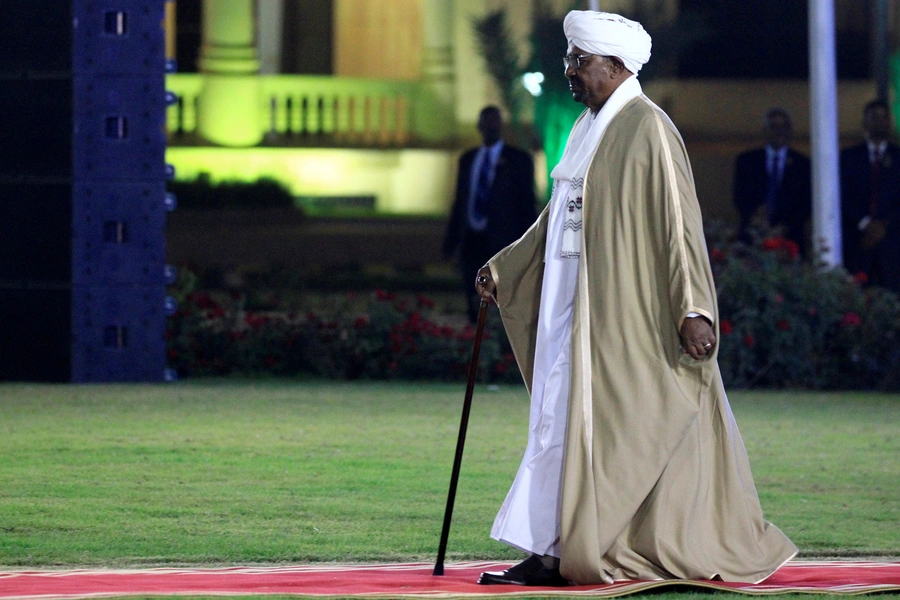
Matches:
[488,95,797,584]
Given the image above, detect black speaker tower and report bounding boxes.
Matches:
[0,1,170,382]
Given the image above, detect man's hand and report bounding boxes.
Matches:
[475,267,496,302]
[861,219,887,250]
[680,316,716,360]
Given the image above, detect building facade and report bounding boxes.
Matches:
[166,0,899,220]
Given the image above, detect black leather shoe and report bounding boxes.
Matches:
[478,555,569,586]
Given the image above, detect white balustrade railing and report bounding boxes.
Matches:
[166,74,426,146]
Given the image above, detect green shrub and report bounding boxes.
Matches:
[167,233,900,389]
[168,177,297,210]
[166,273,520,383]
[711,235,900,389]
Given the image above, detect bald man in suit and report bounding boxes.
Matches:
[733,108,811,257]
[841,99,900,293]
[443,106,538,322]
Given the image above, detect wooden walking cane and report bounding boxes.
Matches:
[433,297,490,576]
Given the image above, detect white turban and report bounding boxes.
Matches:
[564,10,652,75]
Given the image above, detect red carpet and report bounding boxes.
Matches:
[1,561,899,599]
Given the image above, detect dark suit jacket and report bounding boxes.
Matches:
[442,144,537,265]
[840,141,900,289]
[733,147,812,253]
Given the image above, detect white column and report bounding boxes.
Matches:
[198,0,263,147]
[257,0,285,74]
[809,0,842,267]
[419,0,455,141]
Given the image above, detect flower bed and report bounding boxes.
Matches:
[711,237,900,390]
[166,273,520,383]
[167,235,900,389]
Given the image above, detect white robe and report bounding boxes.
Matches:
[490,78,644,557]
[488,81,797,584]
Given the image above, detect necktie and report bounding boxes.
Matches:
[472,153,492,222]
[765,152,781,222]
[870,149,883,216]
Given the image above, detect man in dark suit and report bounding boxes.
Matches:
[840,99,900,294]
[443,106,538,322]
[733,108,812,257]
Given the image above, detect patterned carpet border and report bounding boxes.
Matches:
[0,560,898,599]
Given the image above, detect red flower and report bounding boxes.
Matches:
[777,319,790,331]
[761,237,799,260]
[167,349,179,360]
[354,315,369,329]
[244,313,270,330]
[388,361,399,371]
[720,320,733,335]
[743,334,756,348]
[495,362,508,375]
[783,239,800,259]
[852,271,869,285]
[416,293,435,309]
[808,307,818,317]
[265,356,278,367]
[710,248,726,263]
[187,292,214,309]
[774,293,784,304]
[841,312,862,327]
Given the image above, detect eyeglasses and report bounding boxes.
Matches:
[563,53,596,70]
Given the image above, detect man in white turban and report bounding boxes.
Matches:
[475,10,796,587]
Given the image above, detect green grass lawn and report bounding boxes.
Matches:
[0,381,897,572]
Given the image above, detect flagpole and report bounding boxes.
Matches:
[808,0,842,267]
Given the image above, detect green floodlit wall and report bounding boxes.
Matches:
[533,92,583,201]
[165,147,455,216]
[889,52,900,129]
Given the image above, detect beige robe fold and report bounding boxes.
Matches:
[488,96,796,584]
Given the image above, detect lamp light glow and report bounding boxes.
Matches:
[523,72,545,97]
